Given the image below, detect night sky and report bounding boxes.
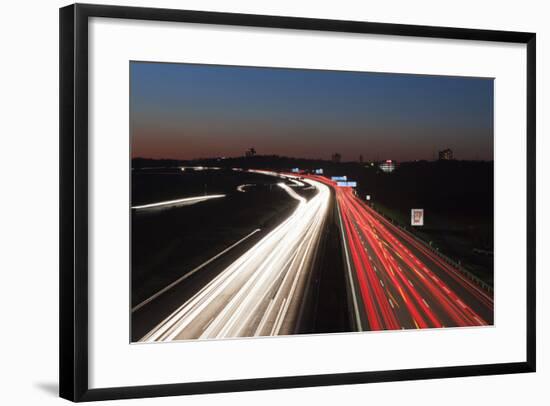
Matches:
[130,62,494,162]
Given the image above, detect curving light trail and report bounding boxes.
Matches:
[305,174,493,331]
[140,175,330,341]
[132,194,225,211]
[236,184,255,192]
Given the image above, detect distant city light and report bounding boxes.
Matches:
[379,160,396,173]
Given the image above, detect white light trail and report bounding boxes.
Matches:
[179,166,222,171]
[236,184,255,193]
[288,178,306,187]
[132,194,225,211]
[277,182,306,203]
[140,176,330,342]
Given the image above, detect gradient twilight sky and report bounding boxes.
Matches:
[130,62,494,162]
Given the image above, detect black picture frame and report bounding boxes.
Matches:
[59,3,536,402]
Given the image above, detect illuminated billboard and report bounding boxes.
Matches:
[411,209,424,226]
[337,181,357,187]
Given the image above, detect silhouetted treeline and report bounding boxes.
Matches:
[134,155,366,171]
[354,160,494,218]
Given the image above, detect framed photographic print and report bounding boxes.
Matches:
[59,3,536,402]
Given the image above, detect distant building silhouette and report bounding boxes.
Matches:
[439,148,453,160]
[332,153,341,163]
[245,148,256,158]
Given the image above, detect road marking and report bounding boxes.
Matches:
[413,268,426,281]
[337,204,363,332]
[398,286,408,303]
[388,291,399,308]
[132,228,262,313]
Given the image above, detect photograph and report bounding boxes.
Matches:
[130,61,495,343]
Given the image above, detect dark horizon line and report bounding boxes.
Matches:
[131,155,494,163]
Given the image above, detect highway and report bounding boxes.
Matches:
[306,174,494,331]
[135,168,493,342]
[140,174,331,341]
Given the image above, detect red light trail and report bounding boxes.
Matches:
[306,174,493,331]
